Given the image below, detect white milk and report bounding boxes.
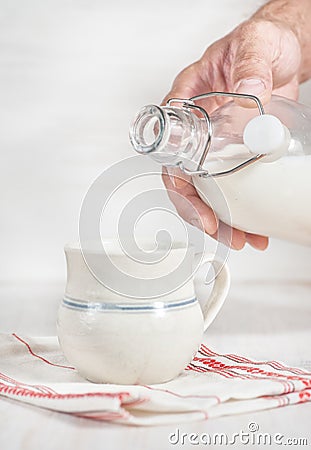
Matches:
[194,151,311,245]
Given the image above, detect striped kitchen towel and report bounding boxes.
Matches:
[0,333,310,426]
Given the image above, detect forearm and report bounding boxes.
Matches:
[252,0,311,82]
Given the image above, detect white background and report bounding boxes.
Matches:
[1,0,311,285]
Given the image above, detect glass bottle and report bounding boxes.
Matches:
[129,93,311,245]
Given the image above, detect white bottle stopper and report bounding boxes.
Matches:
[243,114,291,162]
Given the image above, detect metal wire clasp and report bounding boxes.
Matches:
[166,91,266,178]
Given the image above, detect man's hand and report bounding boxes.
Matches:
[162,11,304,250]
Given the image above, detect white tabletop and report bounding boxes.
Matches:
[1,278,310,450]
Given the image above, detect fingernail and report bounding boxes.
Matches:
[205,212,219,235]
[246,235,269,251]
[236,79,266,95]
[231,231,246,250]
[231,241,245,250]
[190,218,203,231]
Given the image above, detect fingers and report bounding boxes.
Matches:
[230,23,273,105]
[165,167,190,189]
[231,20,301,105]
[163,18,301,112]
[162,168,218,235]
[209,221,268,251]
[162,168,268,251]
[162,62,207,105]
[245,232,269,250]
[210,220,246,250]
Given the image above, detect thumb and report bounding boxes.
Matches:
[231,40,273,105]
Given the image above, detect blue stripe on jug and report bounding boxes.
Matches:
[62,296,197,312]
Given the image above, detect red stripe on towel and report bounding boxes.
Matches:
[200,344,311,376]
[0,382,131,401]
[12,333,75,370]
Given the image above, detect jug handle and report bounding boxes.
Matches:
[194,254,230,332]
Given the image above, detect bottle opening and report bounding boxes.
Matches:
[129,105,167,154]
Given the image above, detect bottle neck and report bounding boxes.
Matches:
[129,104,208,169]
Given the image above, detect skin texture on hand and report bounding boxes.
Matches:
[164,19,301,107]
[254,0,311,83]
[161,0,309,250]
